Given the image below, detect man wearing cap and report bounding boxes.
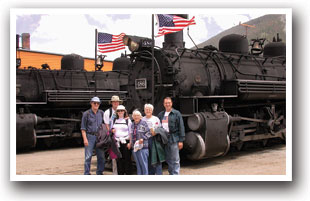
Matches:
[103,95,123,174]
[81,97,105,175]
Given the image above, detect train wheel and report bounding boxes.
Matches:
[222,135,231,156]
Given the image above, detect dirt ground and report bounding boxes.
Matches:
[16,143,286,175]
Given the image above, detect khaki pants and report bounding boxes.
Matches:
[112,159,118,175]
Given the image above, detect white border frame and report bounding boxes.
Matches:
[10,8,292,181]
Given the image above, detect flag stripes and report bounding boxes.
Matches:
[97,32,125,54]
[156,15,196,37]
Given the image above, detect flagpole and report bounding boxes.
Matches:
[151,14,155,106]
[95,29,98,71]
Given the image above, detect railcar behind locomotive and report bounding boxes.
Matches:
[16,15,286,162]
[16,54,128,149]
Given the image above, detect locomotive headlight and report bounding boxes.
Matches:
[122,35,152,52]
[128,40,139,52]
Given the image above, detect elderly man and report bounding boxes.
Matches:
[103,95,123,174]
[81,97,105,175]
[157,97,185,175]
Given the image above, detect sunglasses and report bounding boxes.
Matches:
[92,102,100,105]
[117,110,125,112]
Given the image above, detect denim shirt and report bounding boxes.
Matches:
[157,108,185,143]
[81,109,104,134]
[130,120,151,149]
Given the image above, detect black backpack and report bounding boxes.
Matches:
[112,118,129,126]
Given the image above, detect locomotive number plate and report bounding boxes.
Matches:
[135,78,147,89]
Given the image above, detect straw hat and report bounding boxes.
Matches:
[109,95,123,104]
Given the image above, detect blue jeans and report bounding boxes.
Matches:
[149,163,163,175]
[132,149,149,175]
[165,142,180,175]
[84,134,105,175]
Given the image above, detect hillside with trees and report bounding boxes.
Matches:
[196,14,286,49]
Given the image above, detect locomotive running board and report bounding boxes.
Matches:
[44,90,127,103]
[222,79,286,100]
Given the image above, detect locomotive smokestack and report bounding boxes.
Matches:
[163,14,187,49]
[22,33,30,50]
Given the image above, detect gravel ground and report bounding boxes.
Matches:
[16,143,286,175]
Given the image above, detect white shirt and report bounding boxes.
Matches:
[142,116,161,130]
[162,112,170,132]
[104,108,116,125]
[111,118,132,139]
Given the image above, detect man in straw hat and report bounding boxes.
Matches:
[103,95,123,174]
[81,97,105,175]
[104,95,123,130]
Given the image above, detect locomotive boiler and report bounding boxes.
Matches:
[118,16,286,160]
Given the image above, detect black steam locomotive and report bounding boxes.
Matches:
[16,17,286,161]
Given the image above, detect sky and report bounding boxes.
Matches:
[15,11,268,61]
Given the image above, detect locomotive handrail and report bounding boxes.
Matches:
[194,47,286,62]
[43,90,128,93]
[210,52,227,80]
[220,53,286,80]
[16,101,47,105]
[28,69,129,91]
[231,79,286,83]
[173,48,212,91]
[179,95,238,98]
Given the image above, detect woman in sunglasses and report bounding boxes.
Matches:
[110,105,133,175]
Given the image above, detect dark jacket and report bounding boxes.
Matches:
[96,124,121,158]
[154,127,169,145]
[150,127,169,166]
[157,108,185,143]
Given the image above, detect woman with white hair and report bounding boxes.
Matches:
[128,110,151,175]
[142,104,163,175]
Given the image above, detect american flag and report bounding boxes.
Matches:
[97,32,125,53]
[156,14,196,37]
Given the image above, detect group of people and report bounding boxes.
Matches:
[80,95,185,175]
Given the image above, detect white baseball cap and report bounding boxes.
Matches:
[116,105,126,111]
[90,96,101,103]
